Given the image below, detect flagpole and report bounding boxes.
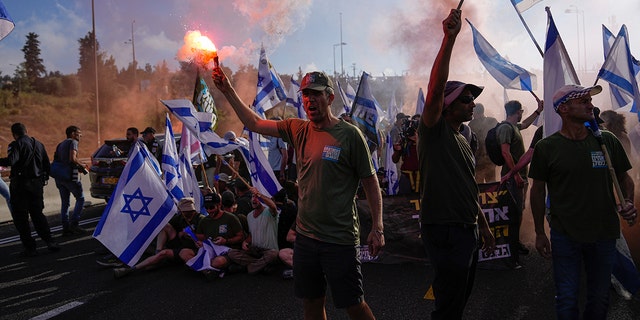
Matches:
[197,153,210,190]
[510,0,544,57]
[216,154,251,189]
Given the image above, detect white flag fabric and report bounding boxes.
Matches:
[179,147,204,213]
[384,133,399,195]
[93,143,177,267]
[602,25,633,110]
[162,99,240,155]
[468,19,537,91]
[543,8,579,137]
[180,122,207,165]
[511,0,542,13]
[253,46,287,115]
[598,24,640,115]
[415,88,425,116]
[0,1,14,41]
[186,238,231,272]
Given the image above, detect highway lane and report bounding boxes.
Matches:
[0,204,638,320]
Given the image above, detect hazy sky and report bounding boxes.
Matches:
[0,0,638,83]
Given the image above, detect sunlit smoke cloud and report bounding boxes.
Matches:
[232,0,312,50]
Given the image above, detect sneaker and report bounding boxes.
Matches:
[46,241,61,252]
[282,269,294,280]
[517,242,530,255]
[96,254,124,267]
[19,249,38,257]
[113,267,133,279]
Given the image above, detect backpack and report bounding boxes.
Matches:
[485,122,510,166]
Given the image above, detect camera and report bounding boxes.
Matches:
[76,164,89,175]
[400,118,419,141]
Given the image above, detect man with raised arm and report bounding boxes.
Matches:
[418,8,495,320]
[212,67,384,320]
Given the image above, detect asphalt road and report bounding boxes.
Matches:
[1,204,639,320]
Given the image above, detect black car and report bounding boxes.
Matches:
[89,135,180,200]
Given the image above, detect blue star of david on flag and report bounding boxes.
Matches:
[121,188,153,222]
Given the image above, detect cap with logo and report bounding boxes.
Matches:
[300,71,333,92]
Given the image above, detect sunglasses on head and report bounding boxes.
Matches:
[457,95,475,104]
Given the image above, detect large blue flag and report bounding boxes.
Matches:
[351,72,381,152]
[93,143,177,267]
[598,25,640,116]
[467,19,536,92]
[543,7,579,137]
[0,0,14,41]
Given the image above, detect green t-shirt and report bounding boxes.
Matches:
[528,131,631,242]
[195,212,244,249]
[277,118,375,245]
[497,122,526,178]
[418,117,480,225]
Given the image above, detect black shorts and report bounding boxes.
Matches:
[293,234,364,308]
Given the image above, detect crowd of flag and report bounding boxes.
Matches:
[86,0,639,295]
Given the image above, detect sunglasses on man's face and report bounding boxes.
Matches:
[457,95,475,104]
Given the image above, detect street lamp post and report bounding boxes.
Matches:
[125,20,137,90]
[565,5,586,73]
[333,42,346,79]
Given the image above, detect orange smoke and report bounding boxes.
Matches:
[177,30,219,69]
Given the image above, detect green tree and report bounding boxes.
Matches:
[77,31,100,93]
[21,32,46,91]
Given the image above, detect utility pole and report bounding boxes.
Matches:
[92,0,100,146]
[340,13,344,77]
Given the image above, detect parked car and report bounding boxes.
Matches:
[89,135,181,200]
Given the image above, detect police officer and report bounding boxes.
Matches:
[0,123,60,256]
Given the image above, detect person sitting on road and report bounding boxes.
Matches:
[278,222,296,280]
[227,187,280,275]
[183,192,245,280]
[112,197,205,279]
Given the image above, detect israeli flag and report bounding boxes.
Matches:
[351,72,381,152]
[186,238,231,272]
[93,143,177,267]
[543,8,579,137]
[337,79,356,114]
[161,99,240,155]
[598,25,640,115]
[253,46,287,115]
[0,1,14,41]
[288,78,305,119]
[237,130,282,197]
[162,114,183,201]
[467,19,537,92]
[178,146,204,214]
